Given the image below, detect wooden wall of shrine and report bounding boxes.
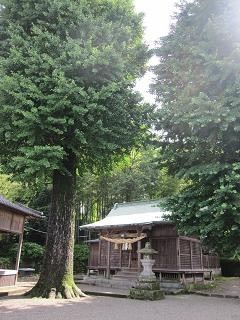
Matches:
[88,224,219,275]
[0,196,42,287]
[87,224,210,274]
[0,207,24,234]
[0,205,25,287]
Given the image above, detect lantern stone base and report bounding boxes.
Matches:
[129,279,165,301]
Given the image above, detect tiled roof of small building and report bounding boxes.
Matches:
[0,195,43,218]
[80,200,171,230]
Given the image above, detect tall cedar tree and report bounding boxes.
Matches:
[152,0,240,257]
[0,0,149,298]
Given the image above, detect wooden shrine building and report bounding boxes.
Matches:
[0,195,43,287]
[81,200,220,283]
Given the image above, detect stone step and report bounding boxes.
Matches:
[160,281,184,290]
[121,268,138,272]
[113,273,138,279]
[76,277,134,289]
[111,280,135,289]
[113,276,137,282]
[117,271,138,275]
[164,288,185,295]
[77,276,185,292]
[116,274,137,276]
[113,269,138,280]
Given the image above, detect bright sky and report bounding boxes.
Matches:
[134,0,179,103]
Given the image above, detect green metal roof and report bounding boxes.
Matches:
[81,200,171,230]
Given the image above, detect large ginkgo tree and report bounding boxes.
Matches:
[0,0,150,298]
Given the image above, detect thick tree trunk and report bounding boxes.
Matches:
[28,153,86,299]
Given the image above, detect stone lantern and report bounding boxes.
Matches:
[129,242,164,300]
[138,242,158,280]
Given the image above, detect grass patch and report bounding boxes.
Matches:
[187,276,239,292]
[187,281,216,292]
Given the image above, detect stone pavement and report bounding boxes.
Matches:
[0,282,35,297]
[0,294,239,320]
[190,277,240,299]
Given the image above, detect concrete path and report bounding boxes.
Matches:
[0,294,239,320]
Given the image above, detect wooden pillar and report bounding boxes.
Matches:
[176,237,180,270]
[98,238,102,267]
[193,273,197,284]
[15,232,24,284]
[87,243,90,276]
[190,241,193,269]
[137,240,141,273]
[182,272,186,285]
[200,245,203,270]
[128,248,132,269]
[119,245,122,269]
[106,241,110,279]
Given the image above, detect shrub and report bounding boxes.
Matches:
[74,243,89,274]
[0,257,11,269]
[10,242,44,271]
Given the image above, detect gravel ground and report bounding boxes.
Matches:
[0,294,239,320]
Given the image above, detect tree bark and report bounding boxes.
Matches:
[28,153,86,299]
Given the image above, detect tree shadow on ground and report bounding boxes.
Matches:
[0,294,94,320]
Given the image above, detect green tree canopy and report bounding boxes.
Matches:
[152,0,240,257]
[0,0,149,178]
[0,0,150,298]
[0,171,21,200]
[75,147,185,228]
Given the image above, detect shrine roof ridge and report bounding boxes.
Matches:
[113,199,162,209]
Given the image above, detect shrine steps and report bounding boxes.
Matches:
[75,275,185,294]
[76,275,136,289]
[113,269,138,281]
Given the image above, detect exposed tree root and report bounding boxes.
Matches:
[26,282,87,299]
